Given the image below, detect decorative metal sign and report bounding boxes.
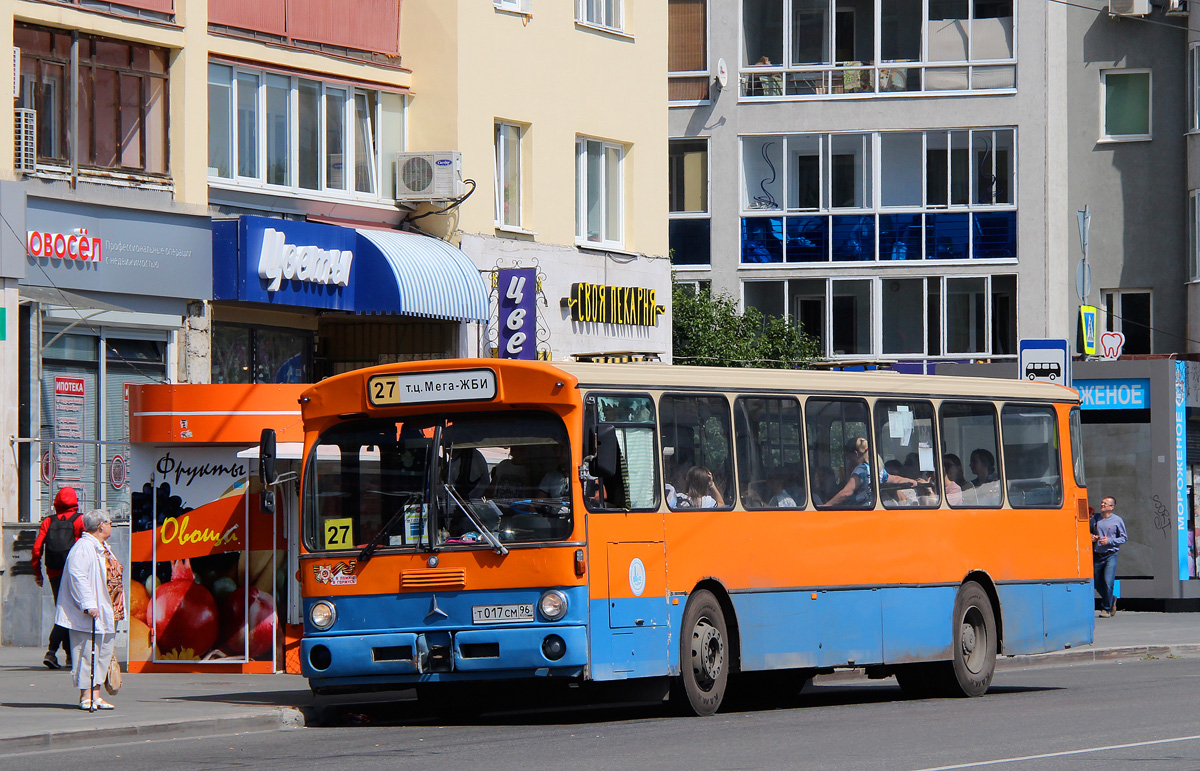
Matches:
[564,282,665,326]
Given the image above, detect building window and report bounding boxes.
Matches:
[208,62,405,202]
[742,129,1015,263]
[1189,45,1199,133]
[16,23,169,177]
[742,274,1015,360]
[670,138,711,266]
[576,137,625,248]
[740,0,1015,98]
[211,324,311,384]
[1103,289,1152,354]
[495,122,523,228]
[669,0,709,102]
[1190,191,1198,280]
[1101,69,1151,141]
[576,0,624,31]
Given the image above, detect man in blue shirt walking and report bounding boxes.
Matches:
[1092,496,1128,618]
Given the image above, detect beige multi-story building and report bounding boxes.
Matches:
[402,0,671,363]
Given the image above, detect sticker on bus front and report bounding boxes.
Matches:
[368,369,497,406]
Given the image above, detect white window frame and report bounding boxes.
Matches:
[576,0,625,32]
[1190,190,1199,280]
[738,0,1016,99]
[1189,45,1199,133]
[207,62,406,206]
[1099,68,1152,143]
[668,0,711,106]
[739,274,1015,360]
[576,136,625,249]
[495,0,532,14]
[495,121,523,229]
[1103,288,1153,353]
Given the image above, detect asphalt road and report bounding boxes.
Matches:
[4,657,1199,771]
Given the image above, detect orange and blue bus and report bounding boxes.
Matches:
[276,359,1092,715]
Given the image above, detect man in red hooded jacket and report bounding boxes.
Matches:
[31,487,85,669]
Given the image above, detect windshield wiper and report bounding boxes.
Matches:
[357,491,420,565]
[442,484,508,556]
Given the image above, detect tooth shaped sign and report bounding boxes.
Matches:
[1100,331,1125,359]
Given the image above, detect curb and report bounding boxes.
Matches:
[998,643,1200,669]
[0,707,304,754]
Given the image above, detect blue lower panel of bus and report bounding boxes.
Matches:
[712,580,1090,673]
[301,587,589,686]
[588,597,673,680]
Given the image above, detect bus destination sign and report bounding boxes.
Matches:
[368,369,497,406]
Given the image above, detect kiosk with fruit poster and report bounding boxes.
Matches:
[127,384,305,673]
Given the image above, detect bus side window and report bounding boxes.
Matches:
[586,394,660,511]
[735,396,805,509]
[874,400,940,509]
[1001,404,1063,507]
[805,398,871,509]
[661,394,734,510]
[940,402,1003,508]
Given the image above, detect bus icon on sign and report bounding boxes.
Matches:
[1025,362,1061,381]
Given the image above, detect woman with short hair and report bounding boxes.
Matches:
[54,508,121,711]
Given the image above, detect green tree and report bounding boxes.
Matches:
[671,284,821,368]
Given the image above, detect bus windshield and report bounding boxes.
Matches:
[304,410,573,553]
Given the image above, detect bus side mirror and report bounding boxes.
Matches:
[259,429,277,516]
[590,424,619,480]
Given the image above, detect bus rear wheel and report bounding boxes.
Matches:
[673,590,729,716]
[946,581,996,697]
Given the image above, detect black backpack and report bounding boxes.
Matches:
[43,511,81,571]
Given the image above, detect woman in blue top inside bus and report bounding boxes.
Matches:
[824,437,925,508]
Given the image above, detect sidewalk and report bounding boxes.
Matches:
[1,610,1197,752]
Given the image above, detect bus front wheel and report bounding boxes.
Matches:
[673,590,729,716]
[947,581,996,697]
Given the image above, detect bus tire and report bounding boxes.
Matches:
[672,590,729,716]
[947,581,996,697]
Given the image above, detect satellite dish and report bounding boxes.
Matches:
[715,58,728,89]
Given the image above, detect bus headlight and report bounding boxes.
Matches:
[310,600,337,630]
[539,590,568,621]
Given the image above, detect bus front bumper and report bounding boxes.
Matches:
[301,624,588,684]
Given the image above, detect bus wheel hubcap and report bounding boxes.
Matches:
[961,608,985,674]
[691,619,723,689]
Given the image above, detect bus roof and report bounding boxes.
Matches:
[302,359,1078,407]
[552,362,1078,403]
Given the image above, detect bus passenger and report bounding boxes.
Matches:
[970,448,1002,505]
[811,466,838,505]
[825,437,925,508]
[535,445,570,499]
[488,445,531,499]
[677,466,725,508]
[766,468,797,507]
[942,454,964,504]
[884,460,918,506]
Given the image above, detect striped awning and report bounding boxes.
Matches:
[356,229,489,323]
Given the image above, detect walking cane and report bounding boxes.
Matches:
[89,614,96,713]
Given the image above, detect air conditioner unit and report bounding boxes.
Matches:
[14,108,35,174]
[1165,0,1188,16]
[1109,0,1150,15]
[394,151,465,201]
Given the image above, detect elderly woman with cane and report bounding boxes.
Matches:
[54,508,120,711]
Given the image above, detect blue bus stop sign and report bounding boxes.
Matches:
[1018,339,1071,386]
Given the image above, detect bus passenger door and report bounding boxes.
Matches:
[584,396,670,680]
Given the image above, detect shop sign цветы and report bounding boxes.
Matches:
[257,228,353,292]
[564,282,666,326]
